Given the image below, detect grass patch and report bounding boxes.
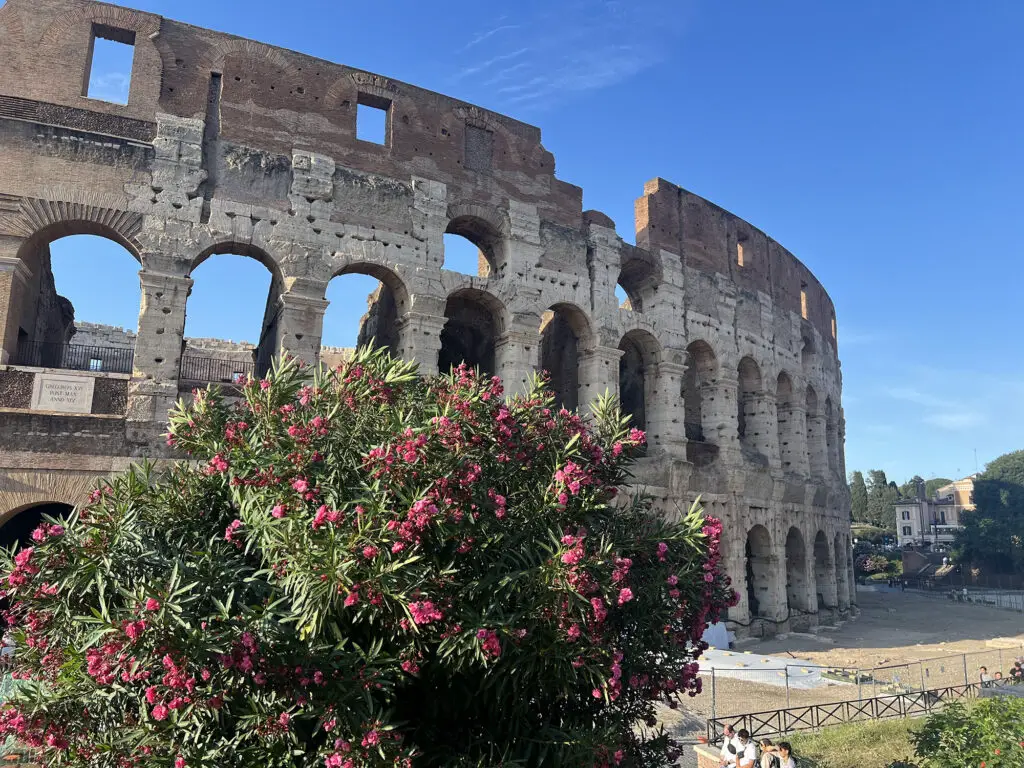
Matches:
[787,718,919,768]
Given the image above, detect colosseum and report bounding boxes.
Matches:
[0,0,853,638]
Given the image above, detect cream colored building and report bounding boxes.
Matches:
[896,475,976,548]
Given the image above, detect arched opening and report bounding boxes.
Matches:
[438,288,503,376]
[745,524,775,619]
[813,530,836,610]
[323,264,409,366]
[737,356,767,459]
[777,372,798,471]
[539,304,591,411]
[617,329,658,432]
[617,247,660,312]
[0,502,73,552]
[183,246,280,383]
[785,527,810,613]
[443,216,504,277]
[801,334,815,372]
[12,232,141,373]
[683,341,718,443]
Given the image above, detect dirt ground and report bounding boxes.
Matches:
[662,585,1024,766]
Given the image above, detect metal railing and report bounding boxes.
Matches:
[179,355,254,384]
[13,340,134,374]
[708,683,981,742]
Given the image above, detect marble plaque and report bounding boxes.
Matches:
[31,373,95,414]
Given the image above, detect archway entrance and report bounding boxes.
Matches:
[745,524,776,620]
[539,304,590,411]
[785,527,810,614]
[323,264,408,367]
[438,289,502,376]
[814,531,836,611]
[617,330,658,432]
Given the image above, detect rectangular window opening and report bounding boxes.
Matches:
[800,282,808,319]
[831,313,837,339]
[356,94,390,145]
[736,240,745,267]
[88,358,103,372]
[85,24,136,105]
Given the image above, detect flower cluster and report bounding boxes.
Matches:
[0,349,733,768]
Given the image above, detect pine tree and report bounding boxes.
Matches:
[849,470,869,522]
[866,470,899,530]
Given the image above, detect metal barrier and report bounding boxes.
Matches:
[14,340,134,374]
[708,683,981,742]
[179,355,254,384]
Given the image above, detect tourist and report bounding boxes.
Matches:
[719,724,740,767]
[979,666,992,687]
[758,740,795,768]
[993,671,1005,686]
[734,729,757,768]
[758,738,779,768]
[1010,660,1023,683]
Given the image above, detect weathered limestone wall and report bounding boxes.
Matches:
[0,0,854,639]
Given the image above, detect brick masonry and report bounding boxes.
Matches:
[0,0,854,637]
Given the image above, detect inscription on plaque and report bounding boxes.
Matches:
[31,374,95,414]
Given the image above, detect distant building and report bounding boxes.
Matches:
[895,475,977,549]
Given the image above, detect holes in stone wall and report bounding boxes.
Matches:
[737,239,745,267]
[84,24,135,104]
[356,93,391,145]
[800,281,809,319]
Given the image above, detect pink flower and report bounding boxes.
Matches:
[618,588,634,605]
[271,504,286,519]
[344,592,359,607]
[476,628,502,658]
[409,600,444,625]
[259,380,271,391]
[208,454,229,473]
[362,546,379,560]
[145,686,158,704]
[292,478,309,494]
[657,542,669,561]
[174,757,186,768]
[666,575,679,586]
[362,730,379,747]
[151,704,169,721]
[278,712,290,728]
[145,598,161,611]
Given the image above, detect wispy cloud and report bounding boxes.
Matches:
[881,383,989,432]
[87,72,130,104]
[451,1,685,112]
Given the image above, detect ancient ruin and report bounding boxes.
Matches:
[0,0,852,636]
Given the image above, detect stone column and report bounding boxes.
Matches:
[835,537,851,610]
[495,327,540,397]
[647,360,687,456]
[276,280,329,367]
[743,392,778,465]
[0,246,31,365]
[813,549,839,613]
[127,269,192,424]
[703,372,740,454]
[807,413,828,479]
[411,178,447,270]
[778,402,808,474]
[577,344,622,414]
[396,310,446,377]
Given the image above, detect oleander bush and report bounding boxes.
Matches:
[912,698,1024,768]
[0,350,735,767]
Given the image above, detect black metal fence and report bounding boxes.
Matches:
[708,683,980,742]
[14,340,134,374]
[179,355,254,384]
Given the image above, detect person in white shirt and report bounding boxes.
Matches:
[735,729,757,768]
[776,741,795,768]
[718,724,740,767]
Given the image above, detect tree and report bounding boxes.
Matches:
[955,450,1024,575]
[897,475,925,501]
[865,470,899,530]
[0,351,735,767]
[849,471,869,522]
[924,477,953,499]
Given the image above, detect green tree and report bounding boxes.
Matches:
[0,351,735,768]
[955,450,1024,575]
[866,470,899,530]
[924,477,953,499]
[849,471,869,522]
[897,475,925,501]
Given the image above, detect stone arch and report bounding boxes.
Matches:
[683,340,718,444]
[745,524,780,620]
[784,526,811,614]
[617,328,660,432]
[737,356,770,459]
[540,302,593,411]
[801,333,816,372]
[834,531,851,610]
[185,242,285,379]
[0,501,74,551]
[195,38,295,76]
[813,530,838,611]
[443,204,509,277]
[439,287,506,376]
[776,371,801,472]
[7,216,143,368]
[326,262,410,357]
[617,247,663,312]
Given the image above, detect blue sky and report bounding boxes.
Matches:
[31,0,1024,483]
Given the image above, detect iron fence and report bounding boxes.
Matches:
[13,340,134,374]
[179,355,254,384]
[708,683,981,742]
